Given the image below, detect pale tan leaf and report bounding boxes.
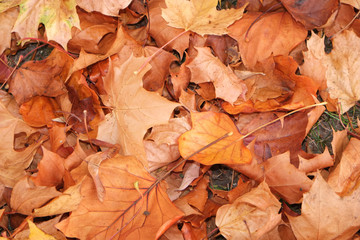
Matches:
[216,182,282,240]
[97,55,179,166]
[187,47,247,104]
[162,0,247,36]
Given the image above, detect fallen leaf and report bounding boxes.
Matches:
[228,12,307,69]
[216,181,282,240]
[263,151,313,203]
[148,0,190,56]
[27,220,56,240]
[56,154,184,240]
[178,111,252,165]
[328,138,360,195]
[12,0,80,49]
[298,149,334,173]
[32,147,65,187]
[144,117,191,171]
[19,96,61,127]
[281,0,339,29]
[76,0,132,16]
[97,55,179,166]
[10,177,61,215]
[9,49,72,105]
[162,0,247,36]
[287,172,360,240]
[0,97,43,187]
[33,182,82,217]
[187,47,247,104]
[0,7,18,54]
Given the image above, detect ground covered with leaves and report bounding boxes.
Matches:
[1,0,360,239]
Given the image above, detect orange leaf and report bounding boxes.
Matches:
[56,155,184,240]
[178,112,252,165]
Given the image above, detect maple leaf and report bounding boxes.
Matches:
[287,172,360,240]
[76,0,132,16]
[327,138,360,195]
[0,7,18,54]
[12,0,80,49]
[161,0,247,36]
[148,0,190,56]
[56,154,184,240]
[97,55,179,166]
[187,47,247,104]
[0,93,43,187]
[228,12,307,69]
[216,182,282,240]
[306,30,360,113]
[263,151,313,204]
[178,111,252,165]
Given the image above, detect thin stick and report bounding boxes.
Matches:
[20,37,76,58]
[134,30,189,74]
[108,131,233,240]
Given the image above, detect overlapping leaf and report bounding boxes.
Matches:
[179,112,252,165]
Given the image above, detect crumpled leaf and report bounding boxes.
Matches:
[12,0,80,49]
[287,172,360,240]
[178,111,252,165]
[0,7,18,54]
[144,117,191,171]
[97,55,179,166]
[306,30,360,113]
[228,12,307,69]
[162,0,247,36]
[9,49,73,105]
[216,181,282,240]
[187,47,247,104]
[56,154,184,240]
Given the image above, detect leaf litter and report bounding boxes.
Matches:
[1,0,360,239]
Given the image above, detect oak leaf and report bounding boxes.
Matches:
[97,55,179,166]
[12,0,80,49]
[56,154,184,240]
[162,0,247,36]
[228,12,307,69]
[287,172,360,240]
[178,112,252,165]
[187,47,247,104]
[216,182,282,240]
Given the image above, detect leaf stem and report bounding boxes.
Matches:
[20,37,76,58]
[134,30,189,74]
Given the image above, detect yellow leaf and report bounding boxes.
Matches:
[178,112,252,165]
[161,0,247,36]
[28,220,56,240]
[12,0,80,49]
